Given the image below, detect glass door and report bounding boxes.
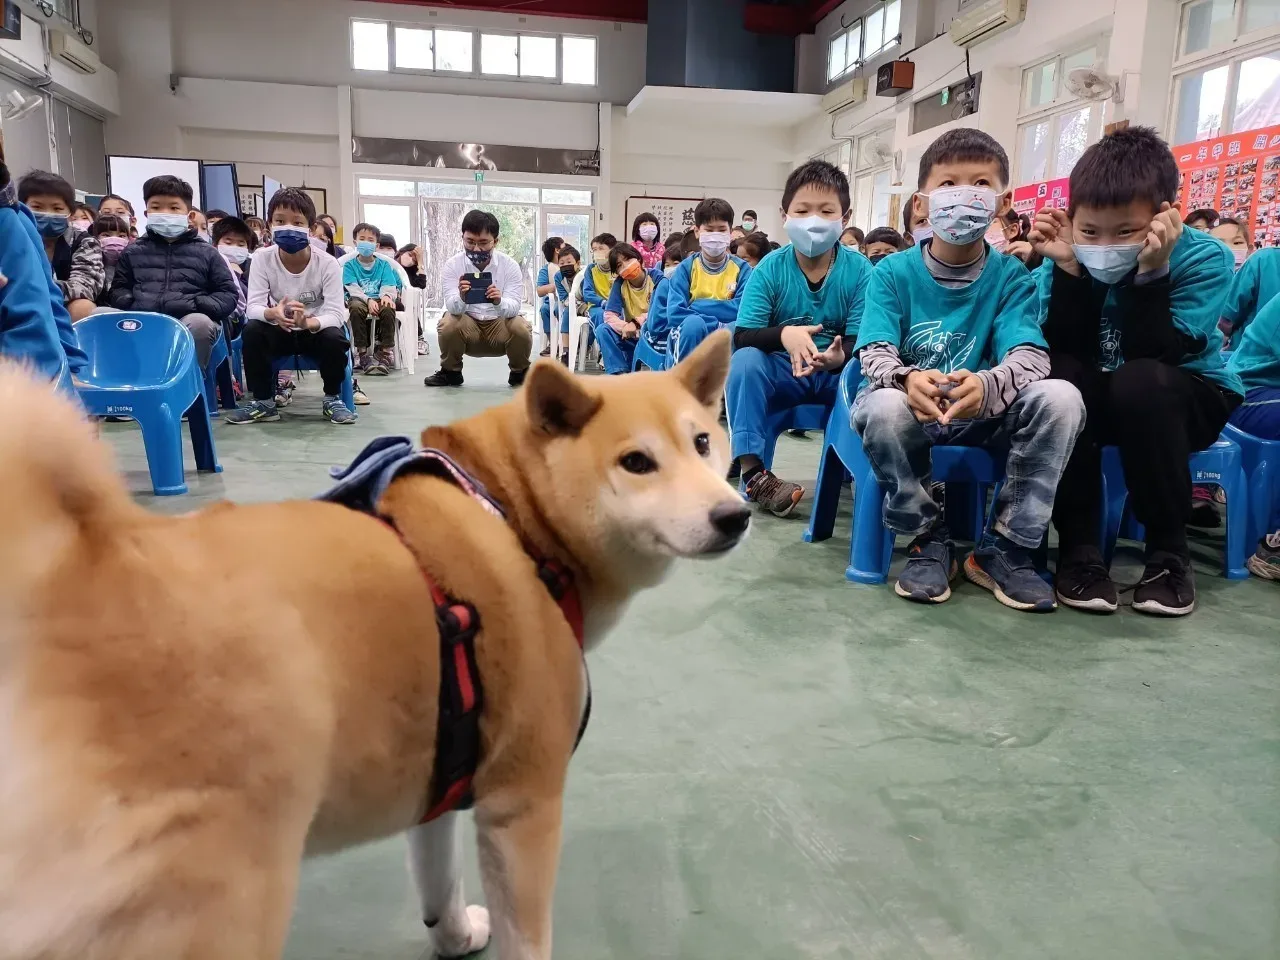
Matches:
[477,202,538,305]
[542,207,594,260]
[359,198,416,250]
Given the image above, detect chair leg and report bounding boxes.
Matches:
[216,357,236,410]
[137,404,189,496]
[804,441,847,544]
[1223,457,1249,580]
[185,395,222,475]
[341,362,356,415]
[847,464,893,584]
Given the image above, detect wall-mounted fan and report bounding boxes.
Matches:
[1,90,43,122]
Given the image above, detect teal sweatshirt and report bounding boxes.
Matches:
[734,243,869,351]
[1227,293,1280,392]
[1221,248,1280,347]
[343,255,402,301]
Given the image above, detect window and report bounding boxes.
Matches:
[352,20,389,72]
[562,36,597,84]
[845,130,893,233]
[542,187,593,205]
[359,178,416,197]
[349,20,591,83]
[1172,47,1280,143]
[418,181,479,200]
[826,1,898,84]
[1014,44,1105,183]
[481,184,540,202]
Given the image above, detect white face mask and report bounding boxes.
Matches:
[1072,242,1144,284]
[664,264,677,278]
[1233,247,1249,268]
[912,223,933,245]
[638,223,658,242]
[593,251,609,269]
[698,230,731,259]
[925,186,999,245]
[218,244,250,264]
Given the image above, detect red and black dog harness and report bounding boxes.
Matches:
[317,436,590,823]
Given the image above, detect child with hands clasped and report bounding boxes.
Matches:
[852,128,1085,612]
[1032,127,1241,617]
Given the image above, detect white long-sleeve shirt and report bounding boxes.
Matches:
[246,246,346,331]
[441,250,524,322]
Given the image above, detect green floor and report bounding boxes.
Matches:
[107,359,1280,960]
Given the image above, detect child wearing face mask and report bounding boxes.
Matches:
[862,227,907,264]
[342,222,402,376]
[550,244,579,365]
[631,213,665,270]
[854,128,1084,614]
[70,203,96,234]
[211,216,258,339]
[840,226,864,252]
[596,242,665,374]
[580,232,618,337]
[636,239,686,368]
[1031,126,1240,617]
[728,161,870,517]
[107,175,239,372]
[17,171,106,322]
[665,197,751,365]
[1218,227,1278,350]
[536,236,564,357]
[90,215,132,306]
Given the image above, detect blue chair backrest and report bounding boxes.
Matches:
[838,355,863,408]
[76,312,196,388]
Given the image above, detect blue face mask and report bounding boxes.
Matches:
[467,248,491,269]
[272,226,310,254]
[147,213,190,239]
[1072,242,1144,285]
[356,240,377,257]
[784,215,843,258]
[33,212,69,238]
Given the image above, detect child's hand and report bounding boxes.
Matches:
[903,369,949,422]
[1028,209,1081,275]
[938,370,983,424]
[1138,203,1183,275]
[804,336,845,376]
[380,294,397,311]
[1005,240,1034,263]
[781,324,824,377]
[301,315,320,333]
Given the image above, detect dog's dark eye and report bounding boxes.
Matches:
[619,451,657,474]
[694,433,711,457]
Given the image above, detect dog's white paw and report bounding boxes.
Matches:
[432,904,490,958]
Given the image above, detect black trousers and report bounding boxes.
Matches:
[242,319,349,402]
[1050,354,1239,555]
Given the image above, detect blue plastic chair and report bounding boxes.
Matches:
[804,359,1003,584]
[758,403,829,471]
[631,336,668,372]
[1101,440,1249,579]
[1223,424,1280,548]
[230,334,244,388]
[270,351,356,415]
[201,331,236,411]
[74,311,221,496]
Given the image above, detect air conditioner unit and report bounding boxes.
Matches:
[949,0,1027,48]
[49,30,99,74]
[822,76,867,114]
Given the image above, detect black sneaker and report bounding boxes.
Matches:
[1055,546,1119,613]
[509,367,529,388]
[539,345,551,357]
[744,469,804,517]
[1132,551,1196,617]
[423,369,464,388]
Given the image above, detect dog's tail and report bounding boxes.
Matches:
[0,364,135,582]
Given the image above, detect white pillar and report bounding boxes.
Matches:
[338,83,355,234]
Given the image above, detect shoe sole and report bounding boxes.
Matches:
[225,413,280,425]
[326,416,356,425]
[1246,554,1280,580]
[353,397,371,406]
[765,487,805,518]
[963,556,1056,612]
[1055,591,1119,613]
[424,380,463,388]
[894,560,958,603]
[1132,598,1195,616]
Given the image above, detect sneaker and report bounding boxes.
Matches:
[895,530,957,603]
[372,347,395,374]
[1188,485,1221,527]
[424,369,464,388]
[560,352,569,367]
[744,469,804,518]
[1132,551,1196,616]
[508,368,528,388]
[1054,546,1119,613]
[274,381,295,407]
[322,396,356,424]
[224,400,279,425]
[417,338,430,356]
[965,536,1057,612]
[352,380,370,406]
[539,345,551,357]
[1247,532,1280,581]
[786,429,808,439]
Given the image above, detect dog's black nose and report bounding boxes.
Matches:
[709,501,751,538]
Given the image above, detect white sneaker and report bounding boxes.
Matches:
[352,379,370,405]
[417,338,430,356]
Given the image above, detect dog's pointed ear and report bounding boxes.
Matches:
[525,359,601,437]
[671,328,732,408]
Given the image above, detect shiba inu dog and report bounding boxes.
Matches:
[0,331,747,960]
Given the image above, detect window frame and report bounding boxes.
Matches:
[348,18,597,86]
[825,0,900,86]
[1012,40,1108,184]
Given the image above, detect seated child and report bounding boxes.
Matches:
[632,213,664,269]
[1033,126,1240,617]
[840,226,864,251]
[729,160,870,517]
[536,236,563,356]
[90,214,131,305]
[667,198,751,364]
[597,242,664,374]
[107,174,239,371]
[741,209,759,233]
[581,232,617,334]
[1225,295,1280,579]
[343,222,401,375]
[0,149,85,394]
[1219,228,1277,349]
[212,215,257,335]
[225,187,353,425]
[310,220,337,258]
[640,239,686,364]
[97,194,137,234]
[736,232,770,268]
[552,243,579,364]
[70,202,96,234]
[853,128,1085,612]
[1184,208,1218,232]
[862,226,908,263]
[17,170,105,321]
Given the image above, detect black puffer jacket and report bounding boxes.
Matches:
[107,228,239,322]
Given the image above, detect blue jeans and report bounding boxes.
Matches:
[540,301,552,336]
[594,319,636,374]
[851,381,1085,548]
[672,315,731,364]
[727,348,839,460]
[1228,386,1280,440]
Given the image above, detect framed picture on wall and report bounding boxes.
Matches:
[238,186,262,218]
[302,187,327,215]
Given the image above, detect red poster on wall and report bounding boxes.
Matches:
[1173,124,1280,249]
[1012,177,1071,220]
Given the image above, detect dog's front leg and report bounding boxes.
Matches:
[406,812,491,957]
[474,793,564,960]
